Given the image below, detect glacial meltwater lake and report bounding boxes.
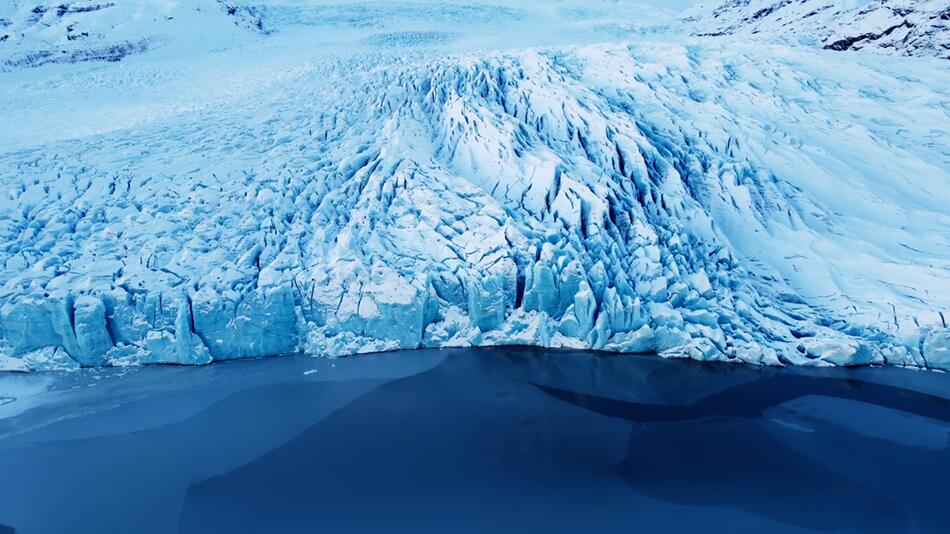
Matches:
[1,348,949,533]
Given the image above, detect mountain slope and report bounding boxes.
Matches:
[684,0,950,58]
[0,0,263,70]
[0,0,688,72]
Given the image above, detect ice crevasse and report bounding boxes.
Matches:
[0,42,948,370]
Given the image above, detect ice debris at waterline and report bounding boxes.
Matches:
[1,42,948,371]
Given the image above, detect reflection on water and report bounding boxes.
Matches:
[537,372,950,531]
[1,348,948,533]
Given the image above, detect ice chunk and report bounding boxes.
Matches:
[923,329,950,371]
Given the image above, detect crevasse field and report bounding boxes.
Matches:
[1,0,948,371]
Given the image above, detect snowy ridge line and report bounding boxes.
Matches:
[1,38,152,71]
[1,41,948,371]
[683,0,950,59]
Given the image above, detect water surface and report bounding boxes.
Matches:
[1,348,948,533]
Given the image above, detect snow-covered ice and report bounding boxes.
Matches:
[0,1,948,370]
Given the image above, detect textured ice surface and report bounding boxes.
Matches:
[0,1,948,370]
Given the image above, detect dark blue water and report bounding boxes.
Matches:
[1,348,949,533]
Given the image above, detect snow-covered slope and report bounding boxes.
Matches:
[1,2,948,371]
[684,0,950,58]
[0,0,261,70]
[0,0,688,72]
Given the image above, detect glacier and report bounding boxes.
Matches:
[0,1,948,371]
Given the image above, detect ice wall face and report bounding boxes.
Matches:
[684,0,950,59]
[1,39,947,371]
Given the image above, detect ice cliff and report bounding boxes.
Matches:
[0,2,948,371]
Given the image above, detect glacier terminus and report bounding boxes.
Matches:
[0,0,948,371]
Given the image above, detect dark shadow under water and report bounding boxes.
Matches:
[538,374,950,531]
[1,348,949,533]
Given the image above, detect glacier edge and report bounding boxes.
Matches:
[1,41,948,371]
